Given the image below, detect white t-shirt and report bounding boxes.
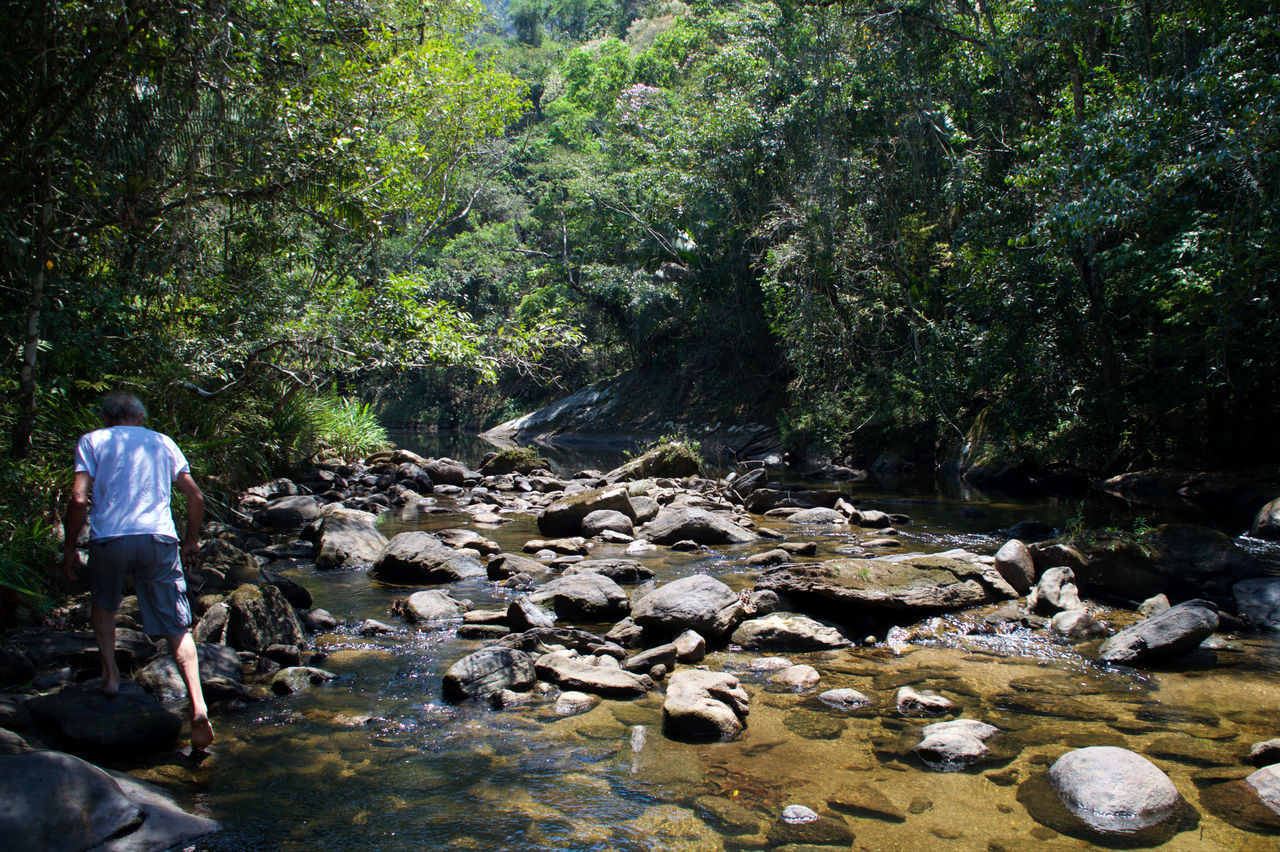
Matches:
[74,426,190,541]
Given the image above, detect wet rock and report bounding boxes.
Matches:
[357,619,397,636]
[632,575,744,639]
[554,691,599,716]
[522,537,588,556]
[370,532,485,584]
[746,548,791,568]
[134,643,242,705]
[994,539,1037,594]
[1233,577,1280,631]
[435,528,501,557]
[787,507,846,525]
[1098,599,1219,664]
[255,495,322,529]
[402,589,469,623]
[673,629,706,663]
[226,583,306,653]
[730,612,852,651]
[26,680,180,755]
[766,807,853,847]
[534,650,650,698]
[300,608,338,633]
[663,669,749,740]
[1044,746,1186,834]
[443,648,537,703]
[694,795,763,835]
[539,485,636,537]
[560,558,653,584]
[771,664,820,691]
[1028,567,1083,615]
[0,750,218,851]
[1201,765,1280,832]
[895,686,957,717]
[1051,609,1109,642]
[818,688,870,711]
[271,666,337,695]
[581,510,634,538]
[828,783,906,822]
[530,572,630,621]
[507,596,556,630]
[1250,738,1280,768]
[755,555,1016,617]
[640,507,759,545]
[914,719,1001,769]
[605,617,645,647]
[1251,497,1280,541]
[313,512,388,569]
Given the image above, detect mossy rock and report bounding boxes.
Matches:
[605,442,702,483]
[481,447,551,476]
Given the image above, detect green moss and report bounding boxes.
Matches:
[480,446,550,475]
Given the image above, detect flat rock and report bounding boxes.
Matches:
[730,612,852,651]
[26,680,181,756]
[534,650,650,697]
[560,558,653,583]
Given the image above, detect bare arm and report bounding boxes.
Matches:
[174,472,204,567]
[61,471,93,582]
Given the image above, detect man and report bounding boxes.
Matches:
[61,392,214,750]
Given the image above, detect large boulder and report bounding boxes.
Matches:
[423,458,468,486]
[134,643,243,705]
[640,507,759,546]
[199,538,261,589]
[580,509,634,538]
[1233,578,1280,631]
[993,539,1037,594]
[604,442,701,484]
[226,582,306,653]
[534,650,650,697]
[370,532,485,584]
[442,647,536,703]
[631,575,744,638]
[529,572,630,621]
[314,512,388,569]
[26,680,181,756]
[1250,497,1280,541]
[255,495,322,529]
[1098,599,1218,664]
[730,612,852,651]
[537,485,636,537]
[1079,524,1260,600]
[1045,746,1185,833]
[0,750,218,851]
[663,669,749,740]
[754,555,1017,618]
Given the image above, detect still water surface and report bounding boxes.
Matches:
[136,435,1279,850]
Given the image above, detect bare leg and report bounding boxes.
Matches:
[91,603,120,695]
[169,631,214,749]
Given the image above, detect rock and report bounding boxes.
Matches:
[486,552,550,580]
[226,583,306,653]
[357,619,397,636]
[621,643,677,674]
[534,650,650,697]
[787,507,846,525]
[605,617,645,647]
[259,568,312,610]
[538,485,636,537]
[1139,594,1172,618]
[198,539,261,589]
[530,572,630,620]
[581,509,634,537]
[1080,524,1260,600]
[1028,567,1083,614]
[423,458,467,486]
[402,589,469,623]
[631,575,744,638]
[895,686,957,716]
[852,508,893,528]
[0,646,35,686]
[1246,763,1280,810]
[914,719,1001,769]
[554,691,599,716]
[26,680,181,755]
[271,666,338,695]
[818,688,870,711]
[640,507,759,545]
[507,596,556,630]
[746,549,791,568]
[673,629,706,663]
[1250,739,1280,768]
[1233,578,1280,631]
[301,608,338,633]
[604,442,702,483]
[522,537,588,556]
[255,495,321,529]
[1046,746,1185,833]
[479,448,550,476]
[663,669,749,740]
[370,532,485,584]
[442,648,537,703]
[1051,609,1109,642]
[730,612,852,651]
[771,664,820,691]
[994,539,1037,594]
[0,728,31,753]
[828,782,906,822]
[435,528,501,556]
[766,807,853,847]
[0,750,218,851]
[134,643,242,705]
[755,554,1017,617]
[1098,599,1219,664]
[561,558,653,584]
[314,513,388,569]
[1250,497,1280,541]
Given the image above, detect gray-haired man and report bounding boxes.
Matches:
[61,393,214,750]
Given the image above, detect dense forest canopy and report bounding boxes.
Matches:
[2,0,1278,608]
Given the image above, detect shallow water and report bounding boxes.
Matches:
[130,439,1280,850]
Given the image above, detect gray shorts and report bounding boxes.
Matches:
[87,535,192,636]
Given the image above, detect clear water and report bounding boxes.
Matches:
[123,436,1280,850]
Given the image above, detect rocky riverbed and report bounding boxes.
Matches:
[3,444,1280,850]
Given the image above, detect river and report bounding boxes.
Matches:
[134,435,1280,850]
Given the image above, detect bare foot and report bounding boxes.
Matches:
[100,673,119,697]
[191,714,215,750]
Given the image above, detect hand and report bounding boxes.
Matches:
[181,540,202,569]
[61,551,80,584]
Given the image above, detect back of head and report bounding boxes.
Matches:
[101,392,147,426]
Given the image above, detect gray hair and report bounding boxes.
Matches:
[100,392,147,424]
